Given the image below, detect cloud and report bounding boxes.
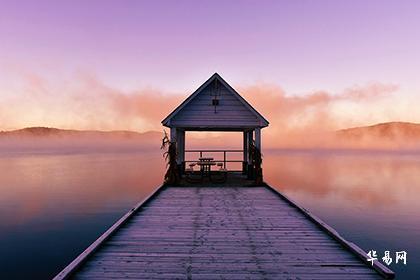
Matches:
[236,83,399,147]
[0,69,406,149]
[239,83,398,125]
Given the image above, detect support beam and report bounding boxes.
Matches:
[170,127,182,176]
[255,128,261,151]
[177,130,185,173]
[247,130,253,161]
[247,130,254,179]
[242,131,248,174]
[170,127,177,143]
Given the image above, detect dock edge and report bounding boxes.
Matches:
[53,184,167,280]
[264,183,395,279]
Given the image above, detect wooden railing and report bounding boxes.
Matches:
[185,149,243,171]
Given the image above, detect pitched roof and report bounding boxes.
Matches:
[162,73,269,129]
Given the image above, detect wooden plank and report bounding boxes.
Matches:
[58,185,392,279]
[264,183,395,279]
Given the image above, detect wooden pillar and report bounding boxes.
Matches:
[255,128,261,151]
[170,127,181,176]
[170,127,177,143]
[179,130,185,174]
[242,131,248,174]
[247,130,254,179]
[176,129,185,174]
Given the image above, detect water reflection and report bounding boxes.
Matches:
[0,149,419,279]
[265,150,420,205]
[0,151,164,279]
[0,152,164,226]
[264,150,420,279]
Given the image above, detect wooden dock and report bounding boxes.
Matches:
[55,181,394,279]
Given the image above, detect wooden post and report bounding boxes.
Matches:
[170,127,177,143]
[247,130,254,179]
[176,129,185,174]
[175,129,181,165]
[180,130,185,173]
[255,128,261,151]
[242,131,248,174]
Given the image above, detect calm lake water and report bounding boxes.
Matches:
[0,149,419,279]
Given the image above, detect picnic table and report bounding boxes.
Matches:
[197,157,215,176]
[185,157,227,183]
[198,157,214,161]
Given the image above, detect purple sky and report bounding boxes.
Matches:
[0,0,419,130]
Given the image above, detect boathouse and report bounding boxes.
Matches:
[162,73,269,176]
[54,74,395,280]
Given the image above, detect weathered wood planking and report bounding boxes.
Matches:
[165,73,268,129]
[56,186,394,279]
[174,91,260,126]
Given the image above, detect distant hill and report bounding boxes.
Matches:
[0,127,163,152]
[1,123,419,151]
[337,122,420,141]
[0,127,162,139]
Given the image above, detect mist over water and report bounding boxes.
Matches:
[0,148,419,279]
[265,150,420,279]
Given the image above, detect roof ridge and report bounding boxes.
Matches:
[161,73,269,128]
